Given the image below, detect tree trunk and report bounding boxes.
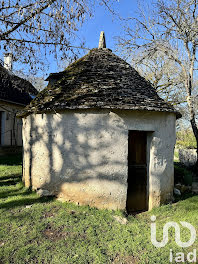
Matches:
[190,117,198,169]
[187,50,198,172]
[186,92,198,175]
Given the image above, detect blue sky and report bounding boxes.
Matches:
[1,0,149,80]
[79,0,138,50]
[48,0,141,75]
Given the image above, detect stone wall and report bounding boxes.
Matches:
[22,109,176,210]
[179,148,197,167]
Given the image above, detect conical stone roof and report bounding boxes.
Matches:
[18,47,180,118]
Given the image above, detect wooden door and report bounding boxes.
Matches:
[126,131,147,213]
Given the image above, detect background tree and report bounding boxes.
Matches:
[117,0,198,169]
[0,0,112,72]
[131,53,186,107]
[15,70,47,91]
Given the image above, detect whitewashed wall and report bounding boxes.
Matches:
[22,109,176,210]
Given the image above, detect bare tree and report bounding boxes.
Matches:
[131,53,186,106]
[0,0,113,71]
[118,0,198,169]
[15,70,47,91]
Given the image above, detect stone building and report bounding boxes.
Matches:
[0,54,38,147]
[19,32,181,212]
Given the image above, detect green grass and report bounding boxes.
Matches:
[0,156,198,263]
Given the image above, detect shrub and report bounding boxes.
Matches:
[176,129,197,149]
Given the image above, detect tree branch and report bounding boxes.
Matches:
[0,0,56,39]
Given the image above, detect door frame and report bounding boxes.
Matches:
[126,130,153,213]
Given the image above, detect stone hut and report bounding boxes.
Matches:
[18,32,180,212]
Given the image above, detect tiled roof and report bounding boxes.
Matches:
[0,64,38,106]
[18,48,181,117]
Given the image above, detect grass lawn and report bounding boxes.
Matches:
[0,155,198,264]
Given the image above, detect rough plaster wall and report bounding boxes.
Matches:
[0,102,23,146]
[22,109,176,210]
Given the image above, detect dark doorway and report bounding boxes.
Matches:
[126,130,148,213]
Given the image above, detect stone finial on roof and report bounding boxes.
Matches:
[98,31,106,49]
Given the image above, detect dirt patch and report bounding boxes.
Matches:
[43,224,86,241]
[43,225,68,241]
[112,255,140,264]
[43,212,55,218]
[43,206,61,218]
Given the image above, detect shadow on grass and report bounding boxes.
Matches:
[0,177,55,209]
[173,192,196,203]
[174,162,194,185]
[0,176,21,186]
[0,154,22,165]
[0,189,32,199]
[173,161,198,205]
[0,186,23,195]
[0,196,54,210]
[0,174,22,181]
[0,157,55,209]
[0,175,54,209]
